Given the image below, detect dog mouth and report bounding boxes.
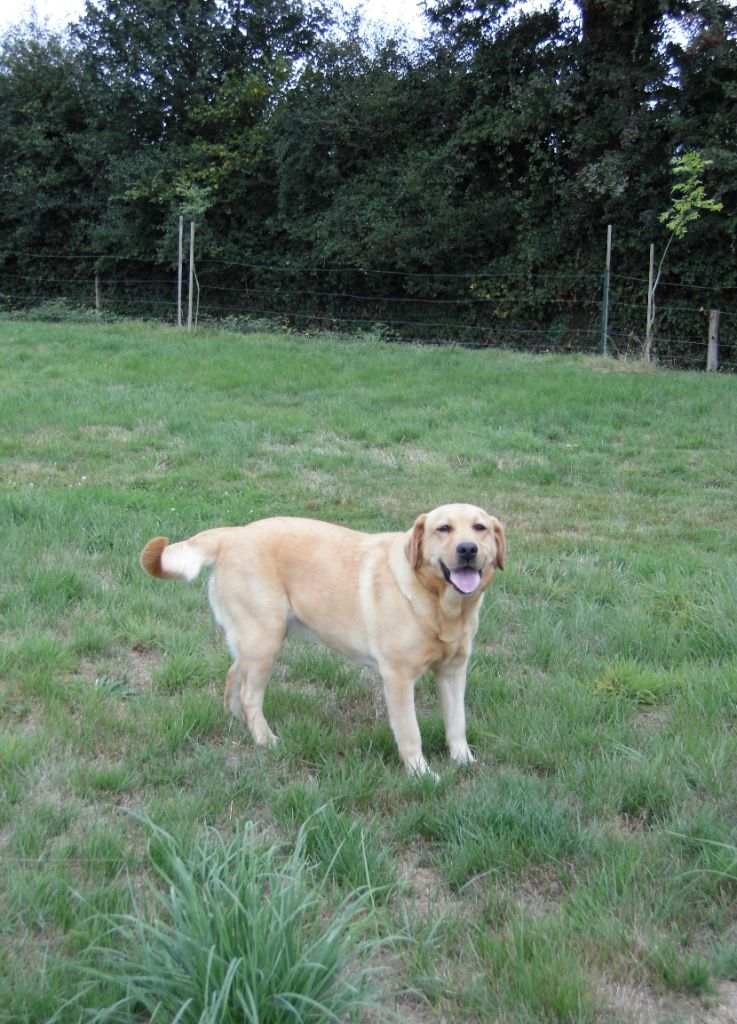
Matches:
[441,561,482,595]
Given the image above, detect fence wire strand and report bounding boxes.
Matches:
[1,248,734,369]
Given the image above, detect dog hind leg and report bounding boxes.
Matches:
[238,649,280,747]
[223,652,279,748]
[224,663,242,718]
[223,618,285,747]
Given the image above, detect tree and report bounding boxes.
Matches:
[0,0,733,360]
[0,25,98,301]
[668,1,737,301]
[74,0,324,142]
[644,150,723,359]
[72,0,329,270]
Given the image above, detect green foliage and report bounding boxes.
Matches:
[0,0,735,357]
[659,151,724,239]
[0,26,95,261]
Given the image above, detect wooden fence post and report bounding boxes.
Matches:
[644,243,655,360]
[94,274,102,313]
[707,310,720,371]
[187,218,195,333]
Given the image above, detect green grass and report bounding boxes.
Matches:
[2,318,737,1022]
[53,819,392,1024]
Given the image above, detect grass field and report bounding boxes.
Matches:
[2,318,737,1023]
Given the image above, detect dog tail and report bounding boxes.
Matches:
[140,529,226,582]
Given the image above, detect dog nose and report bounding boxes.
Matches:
[456,542,478,561]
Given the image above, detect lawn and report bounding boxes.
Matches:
[2,318,737,1023]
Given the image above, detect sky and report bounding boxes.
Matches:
[0,0,430,38]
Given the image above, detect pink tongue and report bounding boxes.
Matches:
[449,568,481,594]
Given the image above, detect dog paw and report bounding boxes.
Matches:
[406,756,440,782]
[250,721,279,748]
[450,744,476,766]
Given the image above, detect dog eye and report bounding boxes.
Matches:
[473,523,487,532]
[437,524,452,533]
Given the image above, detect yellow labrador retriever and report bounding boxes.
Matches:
[140,504,505,776]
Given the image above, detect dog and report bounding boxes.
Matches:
[140,504,505,776]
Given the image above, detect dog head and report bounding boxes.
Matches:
[404,503,505,597]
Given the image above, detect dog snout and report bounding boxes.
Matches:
[456,541,478,562]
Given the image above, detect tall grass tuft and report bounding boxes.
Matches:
[57,819,395,1024]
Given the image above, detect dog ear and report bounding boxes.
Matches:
[491,517,506,570]
[404,514,427,569]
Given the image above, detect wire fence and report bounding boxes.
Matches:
[1,249,735,370]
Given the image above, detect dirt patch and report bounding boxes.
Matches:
[705,983,737,1024]
[366,445,436,468]
[128,645,162,687]
[399,856,460,921]
[73,646,162,694]
[598,979,737,1024]
[600,980,675,1023]
[581,356,656,375]
[494,454,549,472]
[78,425,135,443]
[404,865,448,913]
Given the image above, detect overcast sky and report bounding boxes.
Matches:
[0,0,430,38]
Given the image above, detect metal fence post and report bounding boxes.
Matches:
[599,224,612,355]
[177,216,183,327]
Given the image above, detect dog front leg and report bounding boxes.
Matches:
[435,660,475,766]
[380,669,434,777]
